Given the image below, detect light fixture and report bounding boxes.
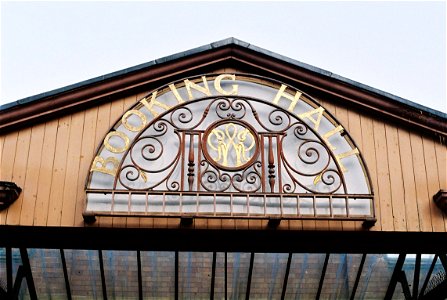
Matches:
[0,181,22,211]
[433,189,447,214]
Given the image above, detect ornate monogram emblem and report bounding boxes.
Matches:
[204,121,258,170]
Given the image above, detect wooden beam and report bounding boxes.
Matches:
[2,227,447,253]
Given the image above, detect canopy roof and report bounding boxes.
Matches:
[1,227,447,299]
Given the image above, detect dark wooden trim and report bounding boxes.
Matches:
[231,49,447,138]
[1,45,445,139]
[0,48,232,131]
[1,226,447,253]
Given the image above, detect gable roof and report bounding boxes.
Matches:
[1,37,446,138]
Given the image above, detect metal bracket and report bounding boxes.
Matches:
[362,218,376,229]
[180,216,194,227]
[82,212,97,224]
[268,217,282,228]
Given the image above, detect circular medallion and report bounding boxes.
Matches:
[202,120,259,171]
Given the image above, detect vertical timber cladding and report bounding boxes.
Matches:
[85,74,375,226]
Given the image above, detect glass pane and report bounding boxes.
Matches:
[357,254,398,299]
[65,249,103,299]
[284,253,327,299]
[141,251,175,299]
[179,252,212,299]
[412,254,444,297]
[28,249,66,298]
[227,252,251,299]
[86,192,112,211]
[113,193,129,212]
[0,248,6,291]
[103,250,138,299]
[18,278,30,300]
[250,253,288,299]
[11,248,22,285]
[399,254,424,298]
[213,252,226,299]
[2,248,30,299]
[320,254,363,299]
[11,248,30,300]
[315,197,330,216]
[345,254,367,297]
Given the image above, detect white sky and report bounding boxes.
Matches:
[1,1,446,112]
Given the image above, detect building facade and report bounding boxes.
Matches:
[0,38,446,299]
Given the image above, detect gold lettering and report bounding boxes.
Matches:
[335,148,360,173]
[185,76,211,100]
[104,131,130,153]
[122,110,147,132]
[214,74,238,95]
[322,125,344,151]
[298,106,325,131]
[169,84,185,104]
[140,91,171,117]
[272,84,302,112]
[90,156,120,176]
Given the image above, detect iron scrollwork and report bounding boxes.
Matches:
[113,96,346,195]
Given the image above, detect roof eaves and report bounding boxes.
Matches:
[327,73,447,119]
[0,40,226,111]
[242,40,446,120]
[1,37,445,121]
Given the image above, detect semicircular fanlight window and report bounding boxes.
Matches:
[85,74,374,223]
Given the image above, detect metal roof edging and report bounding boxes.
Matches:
[1,37,445,120]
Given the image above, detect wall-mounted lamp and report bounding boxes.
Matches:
[433,189,447,214]
[0,181,22,211]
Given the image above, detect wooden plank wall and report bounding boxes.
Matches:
[0,80,446,232]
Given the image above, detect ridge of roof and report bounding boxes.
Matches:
[1,37,446,120]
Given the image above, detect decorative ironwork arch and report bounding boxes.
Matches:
[85,74,375,226]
